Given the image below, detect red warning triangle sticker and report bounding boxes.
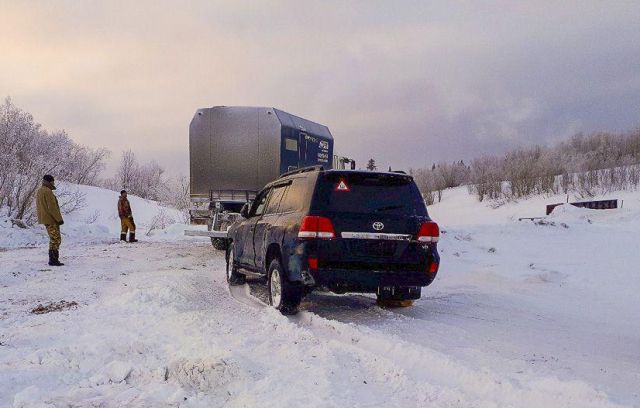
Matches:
[335,179,350,192]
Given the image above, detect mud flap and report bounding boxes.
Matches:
[376,286,421,307]
[377,299,414,308]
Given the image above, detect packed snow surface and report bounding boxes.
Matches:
[1,185,639,407]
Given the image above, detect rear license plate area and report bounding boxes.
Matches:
[348,240,397,257]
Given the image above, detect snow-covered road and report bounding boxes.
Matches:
[1,213,638,407]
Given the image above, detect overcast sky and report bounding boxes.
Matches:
[2,1,640,175]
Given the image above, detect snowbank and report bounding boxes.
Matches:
[428,185,640,227]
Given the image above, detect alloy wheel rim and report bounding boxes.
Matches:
[227,248,234,281]
[270,268,282,307]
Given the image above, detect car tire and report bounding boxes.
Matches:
[212,238,229,251]
[226,243,246,285]
[267,258,302,315]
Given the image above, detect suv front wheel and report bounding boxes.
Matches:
[268,258,302,315]
[226,243,246,285]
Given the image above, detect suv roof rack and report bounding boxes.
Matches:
[279,165,324,179]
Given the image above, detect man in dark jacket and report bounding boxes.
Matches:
[118,190,138,242]
[36,175,64,266]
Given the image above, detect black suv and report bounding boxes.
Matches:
[226,166,440,314]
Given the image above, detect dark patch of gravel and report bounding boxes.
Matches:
[31,300,79,315]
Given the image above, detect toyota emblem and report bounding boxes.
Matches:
[373,222,384,231]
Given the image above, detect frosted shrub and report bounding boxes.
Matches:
[146,209,177,236]
[112,150,167,201]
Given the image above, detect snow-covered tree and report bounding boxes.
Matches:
[0,97,108,223]
[113,150,167,201]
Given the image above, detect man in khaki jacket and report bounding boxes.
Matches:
[118,190,138,242]
[36,175,64,266]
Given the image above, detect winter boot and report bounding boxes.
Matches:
[128,232,138,243]
[120,233,127,241]
[48,250,63,266]
[53,250,65,266]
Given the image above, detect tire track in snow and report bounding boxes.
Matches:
[228,282,269,310]
[229,281,623,408]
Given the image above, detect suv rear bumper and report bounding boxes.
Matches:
[284,240,440,293]
[308,267,437,293]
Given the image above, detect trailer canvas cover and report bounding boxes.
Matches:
[189,106,333,199]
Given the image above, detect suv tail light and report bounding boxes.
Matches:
[298,216,336,239]
[417,221,440,243]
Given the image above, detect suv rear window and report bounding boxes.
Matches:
[316,172,427,216]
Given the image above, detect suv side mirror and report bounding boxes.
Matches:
[240,203,250,218]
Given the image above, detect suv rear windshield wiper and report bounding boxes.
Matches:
[375,204,405,212]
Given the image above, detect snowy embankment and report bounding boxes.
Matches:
[425,187,640,406]
[0,182,199,249]
[1,184,639,406]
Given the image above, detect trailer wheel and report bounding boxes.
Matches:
[226,243,245,285]
[212,238,229,251]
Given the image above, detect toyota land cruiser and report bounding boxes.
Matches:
[226,166,440,314]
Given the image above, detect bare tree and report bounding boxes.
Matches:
[116,149,138,191]
[112,151,167,200]
[65,146,110,185]
[468,156,503,202]
[0,97,107,223]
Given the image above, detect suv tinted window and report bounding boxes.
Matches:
[317,173,427,216]
[278,178,307,213]
[251,189,269,217]
[264,185,287,215]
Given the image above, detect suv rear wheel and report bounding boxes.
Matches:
[268,258,302,315]
[226,243,246,285]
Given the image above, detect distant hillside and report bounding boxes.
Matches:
[413,129,640,204]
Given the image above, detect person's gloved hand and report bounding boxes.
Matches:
[58,220,64,225]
